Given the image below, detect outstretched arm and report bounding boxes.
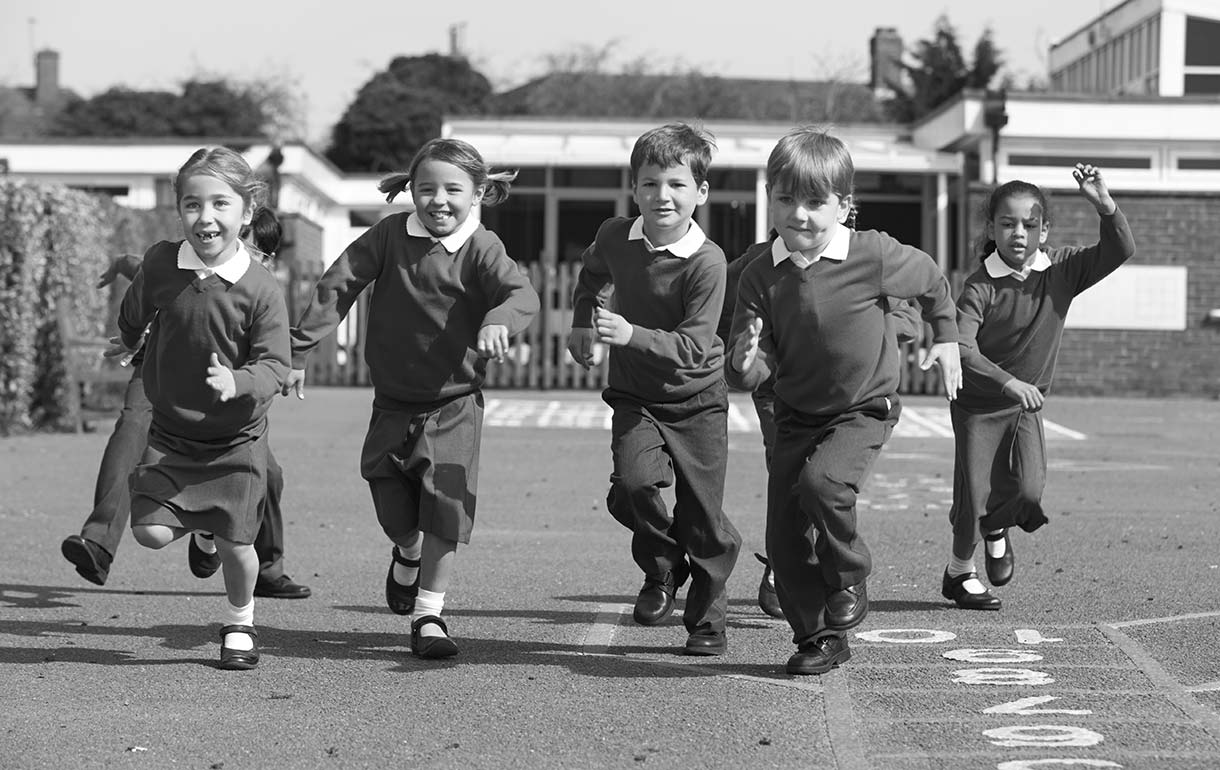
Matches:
[1065,164,1136,294]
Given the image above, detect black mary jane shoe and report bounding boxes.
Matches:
[632,561,689,626]
[786,635,851,676]
[684,629,727,656]
[754,553,785,619]
[410,615,459,659]
[385,548,421,615]
[825,582,868,630]
[219,625,260,670]
[941,569,1002,611]
[188,534,221,579]
[983,529,1015,587]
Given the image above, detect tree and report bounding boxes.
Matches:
[886,15,1003,122]
[48,79,276,138]
[326,54,493,173]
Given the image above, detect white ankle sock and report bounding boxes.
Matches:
[221,599,255,650]
[948,555,975,576]
[393,544,420,586]
[412,589,445,638]
[985,529,1007,558]
[194,532,217,554]
[947,556,986,594]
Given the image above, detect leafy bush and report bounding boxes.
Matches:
[0,179,178,433]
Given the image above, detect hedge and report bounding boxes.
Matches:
[0,179,179,434]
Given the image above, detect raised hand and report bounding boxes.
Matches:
[593,306,633,347]
[281,368,306,400]
[477,324,509,363]
[566,328,597,370]
[731,317,764,373]
[1072,163,1116,215]
[1002,378,1044,411]
[205,352,237,402]
[920,341,962,401]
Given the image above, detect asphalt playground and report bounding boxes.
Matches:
[2,388,1219,769]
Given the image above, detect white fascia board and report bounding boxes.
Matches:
[1003,99,1220,141]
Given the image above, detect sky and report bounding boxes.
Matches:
[1,0,1119,144]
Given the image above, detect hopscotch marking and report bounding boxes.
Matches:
[484,399,1084,439]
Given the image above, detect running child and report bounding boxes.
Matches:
[718,235,922,620]
[724,127,961,675]
[61,208,310,600]
[942,163,1135,610]
[284,138,539,659]
[568,123,741,656]
[113,147,291,670]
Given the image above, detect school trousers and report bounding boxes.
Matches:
[767,394,900,645]
[603,379,741,634]
[79,364,288,577]
[948,401,1048,560]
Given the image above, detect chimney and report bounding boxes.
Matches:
[869,27,904,98]
[449,23,466,59]
[35,49,60,107]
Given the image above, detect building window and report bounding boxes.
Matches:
[1185,16,1220,66]
[553,167,623,188]
[1184,74,1220,95]
[69,185,130,198]
[480,194,544,263]
[1008,154,1151,169]
[1178,157,1220,170]
[705,169,756,191]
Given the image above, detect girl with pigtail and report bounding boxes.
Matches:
[285,138,539,658]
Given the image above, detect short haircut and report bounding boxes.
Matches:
[765,127,854,205]
[629,123,716,185]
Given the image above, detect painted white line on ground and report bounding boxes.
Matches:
[1188,681,1220,693]
[1107,610,1220,628]
[822,667,870,770]
[622,654,827,692]
[1096,624,1220,739]
[1043,419,1087,440]
[898,407,956,438]
[579,603,631,655]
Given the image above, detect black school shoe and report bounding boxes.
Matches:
[786,635,851,675]
[385,548,420,615]
[218,625,260,670]
[754,553,785,619]
[632,561,689,626]
[941,569,1002,611]
[411,615,459,659]
[983,529,1015,586]
[187,534,221,579]
[825,582,868,630]
[684,629,727,656]
[61,535,112,586]
[254,574,312,599]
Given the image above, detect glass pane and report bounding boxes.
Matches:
[558,199,617,262]
[708,200,757,261]
[706,169,756,191]
[480,194,545,263]
[554,167,623,188]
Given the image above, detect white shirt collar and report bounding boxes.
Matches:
[406,211,480,253]
[177,240,251,283]
[984,249,1051,281]
[771,222,850,268]
[627,217,707,258]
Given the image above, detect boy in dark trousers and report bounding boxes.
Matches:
[568,123,740,656]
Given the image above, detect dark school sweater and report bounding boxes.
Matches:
[118,240,290,445]
[571,217,727,403]
[290,213,539,406]
[955,209,1136,410]
[724,229,957,417]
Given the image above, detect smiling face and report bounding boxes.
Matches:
[768,185,852,256]
[177,173,252,265]
[410,159,484,238]
[632,162,709,244]
[987,193,1050,268]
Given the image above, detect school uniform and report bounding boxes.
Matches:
[950,209,1135,555]
[573,216,741,636]
[725,224,957,646]
[290,212,539,544]
[119,241,290,544]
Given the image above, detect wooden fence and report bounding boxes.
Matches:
[291,260,963,396]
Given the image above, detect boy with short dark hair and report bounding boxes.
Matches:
[568,123,740,656]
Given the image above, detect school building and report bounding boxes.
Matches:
[2,5,1217,396]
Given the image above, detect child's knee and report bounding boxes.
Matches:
[131,525,172,549]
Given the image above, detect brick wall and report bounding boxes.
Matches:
[965,184,1220,398]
